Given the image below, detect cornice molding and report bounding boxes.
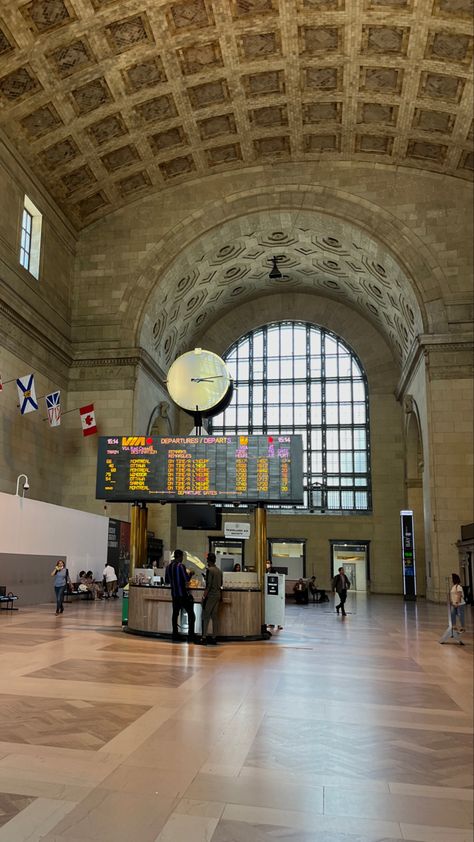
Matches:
[396,333,474,399]
[0,298,72,371]
[71,347,167,385]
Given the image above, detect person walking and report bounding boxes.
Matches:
[198,553,223,645]
[167,549,195,643]
[332,566,351,617]
[51,560,69,615]
[102,562,118,598]
[450,573,466,633]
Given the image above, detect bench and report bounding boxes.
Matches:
[0,593,19,611]
[64,588,94,603]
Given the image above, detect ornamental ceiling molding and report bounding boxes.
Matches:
[0,0,472,227]
[127,179,449,338]
[396,331,474,398]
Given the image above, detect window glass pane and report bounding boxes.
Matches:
[281,357,293,378]
[267,360,279,379]
[267,406,279,426]
[310,356,322,376]
[354,429,366,449]
[339,382,352,402]
[327,452,339,471]
[267,328,279,357]
[224,407,236,426]
[294,405,306,425]
[355,492,368,509]
[237,407,249,426]
[293,357,306,377]
[325,356,338,377]
[339,404,352,424]
[327,490,340,508]
[281,406,293,425]
[239,359,251,380]
[253,358,264,377]
[279,383,292,403]
[239,339,250,358]
[267,384,279,403]
[253,407,263,426]
[311,452,322,472]
[327,429,338,449]
[252,385,263,405]
[311,430,322,449]
[353,404,366,423]
[341,491,354,509]
[310,332,321,356]
[227,359,237,379]
[253,332,264,356]
[353,382,365,401]
[311,383,321,403]
[339,354,352,377]
[311,404,322,424]
[326,383,338,402]
[354,452,367,472]
[340,429,352,449]
[352,359,362,377]
[340,452,353,472]
[238,385,249,404]
[326,405,338,424]
[294,329,306,354]
[325,335,338,355]
[293,384,306,403]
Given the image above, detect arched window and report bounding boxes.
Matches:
[210,322,372,512]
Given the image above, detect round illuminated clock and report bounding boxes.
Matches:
[166,348,233,417]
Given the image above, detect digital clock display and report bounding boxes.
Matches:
[96,435,303,504]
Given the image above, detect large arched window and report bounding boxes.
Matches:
[210,322,372,512]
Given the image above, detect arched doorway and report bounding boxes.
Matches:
[405,398,426,597]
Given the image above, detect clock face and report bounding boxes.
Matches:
[167,349,232,413]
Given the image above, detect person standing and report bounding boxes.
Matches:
[450,573,466,633]
[51,560,69,615]
[199,553,223,645]
[167,549,195,643]
[102,562,118,598]
[332,566,351,616]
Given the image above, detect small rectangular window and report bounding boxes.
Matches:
[19,196,42,279]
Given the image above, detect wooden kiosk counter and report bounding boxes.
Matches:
[127,583,263,640]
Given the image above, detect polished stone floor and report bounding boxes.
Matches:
[0,594,472,842]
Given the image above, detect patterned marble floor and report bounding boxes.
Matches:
[0,594,471,842]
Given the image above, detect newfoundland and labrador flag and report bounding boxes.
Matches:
[46,391,61,427]
[16,374,38,414]
[80,403,97,437]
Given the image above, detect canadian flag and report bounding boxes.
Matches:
[79,403,97,437]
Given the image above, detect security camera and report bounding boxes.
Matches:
[23,480,29,491]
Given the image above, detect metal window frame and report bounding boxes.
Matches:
[210,321,372,513]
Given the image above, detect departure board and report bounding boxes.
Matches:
[96,435,303,504]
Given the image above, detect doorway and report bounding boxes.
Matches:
[208,538,245,571]
[330,541,370,592]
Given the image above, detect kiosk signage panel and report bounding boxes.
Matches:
[96,435,304,504]
[400,509,416,601]
[224,522,251,539]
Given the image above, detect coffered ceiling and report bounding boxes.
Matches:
[0,0,472,228]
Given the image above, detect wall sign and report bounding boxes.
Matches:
[224,522,251,539]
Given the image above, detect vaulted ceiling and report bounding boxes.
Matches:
[0,0,472,229]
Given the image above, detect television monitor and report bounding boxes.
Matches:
[176,504,222,531]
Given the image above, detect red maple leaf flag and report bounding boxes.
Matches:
[79,403,97,437]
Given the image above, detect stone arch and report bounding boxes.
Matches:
[129,184,449,365]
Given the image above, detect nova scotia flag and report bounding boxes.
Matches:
[16,374,38,414]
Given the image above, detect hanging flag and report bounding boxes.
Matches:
[16,374,38,414]
[0,374,3,392]
[46,391,61,427]
[80,403,97,437]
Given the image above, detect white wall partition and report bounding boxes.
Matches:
[0,492,109,582]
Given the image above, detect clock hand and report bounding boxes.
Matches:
[191,376,224,382]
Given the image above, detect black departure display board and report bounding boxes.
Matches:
[96,435,303,504]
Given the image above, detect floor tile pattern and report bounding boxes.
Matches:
[0,595,471,842]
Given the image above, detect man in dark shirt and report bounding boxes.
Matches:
[167,549,195,642]
[332,566,351,617]
[198,552,223,645]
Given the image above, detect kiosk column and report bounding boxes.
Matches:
[138,503,148,567]
[129,502,140,577]
[255,503,267,631]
